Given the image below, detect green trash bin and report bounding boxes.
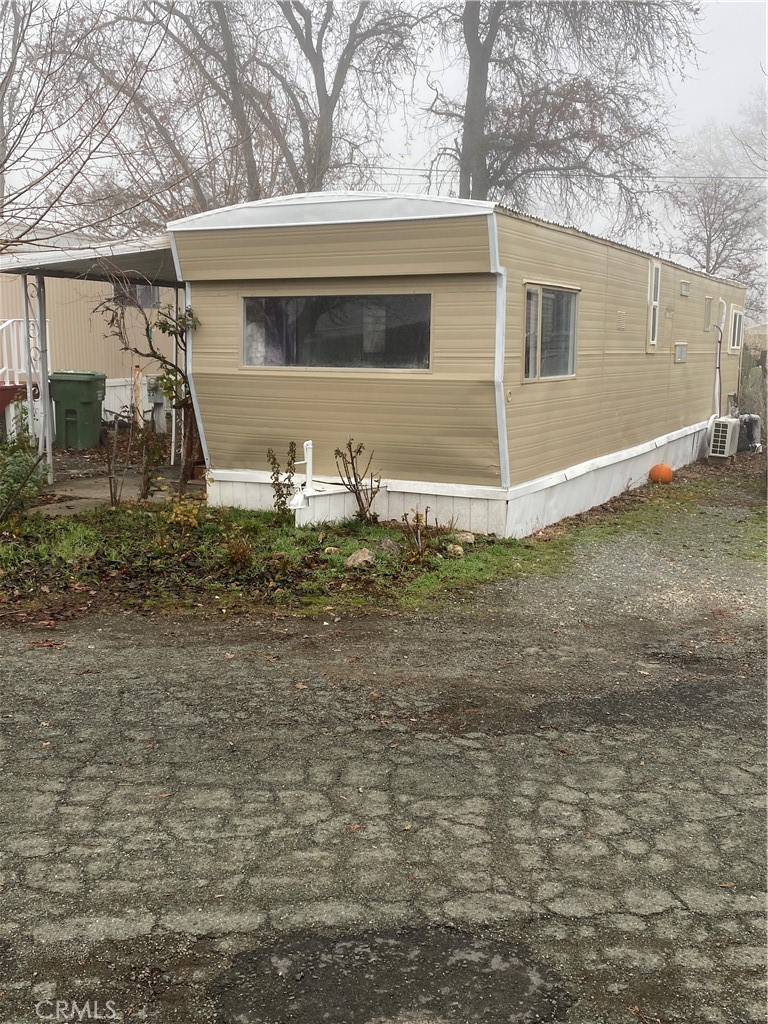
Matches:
[49,371,106,450]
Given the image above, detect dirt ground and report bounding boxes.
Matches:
[0,456,765,1023]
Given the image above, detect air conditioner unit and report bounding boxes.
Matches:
[709,417,740,458]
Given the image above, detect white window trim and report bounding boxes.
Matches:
[648,262,661,347]
[523,283,579,382]
[704,295,713,332]
[239,291,434,372]
[728,305,744,353]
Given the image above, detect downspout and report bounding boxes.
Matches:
[710,297,727,424]
[35,274,53,484]
[170,286,179,467]
[20,274,35,438]
[487,211,511,489]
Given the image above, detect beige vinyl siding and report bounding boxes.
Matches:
[0,274,175,378]
[498,213,744,485]
[191,275,501,484]
[173,216,492,281]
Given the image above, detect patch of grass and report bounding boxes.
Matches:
[2,456,763,621]
[729,508,767,562]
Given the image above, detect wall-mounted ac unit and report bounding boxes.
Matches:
[709,417,740,458]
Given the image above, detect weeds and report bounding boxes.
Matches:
[401,507,436,561]
[267,442,297,515]
[0,411,45,520]
[0,455,762,621]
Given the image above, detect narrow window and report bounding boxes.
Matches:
[704,296,713,332]
[112,281,159,308]
[242,294,430,369]
[524,285,577,380]
[648,263,661,346]
[524,287,539,380]
[729,308,744,352]
[136,284,160,309]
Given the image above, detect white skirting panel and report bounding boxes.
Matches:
[206,422,710,538]
[207,478,276,511]
[503,421,710,538]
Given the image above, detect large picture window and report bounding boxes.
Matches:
[524,285,577,379]
[243,294,430,369]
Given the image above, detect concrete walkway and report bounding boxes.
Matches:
[33,472,203,516]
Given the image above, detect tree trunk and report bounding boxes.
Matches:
[178,401,197,496]
[458,2,499,201]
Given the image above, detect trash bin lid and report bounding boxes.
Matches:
[49,371,107,381]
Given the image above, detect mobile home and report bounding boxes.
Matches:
[1,193,744,534]
[166,192,744,535]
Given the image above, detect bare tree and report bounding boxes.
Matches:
[45,1,423,234]
[428,1,700,230]
[0,1,170,251]
[667,124,767,322]
[731,87,767,177]
[94,269,201,491]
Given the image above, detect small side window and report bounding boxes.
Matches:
[524,284,577,380]
[112,281,160,309]
[648,262,661,346]
[704,296,713,332]
[729,308,744,352]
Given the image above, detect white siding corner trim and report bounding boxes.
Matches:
[488,211,511,488]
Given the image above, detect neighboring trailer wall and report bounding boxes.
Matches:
[497,215,744,485]
[0,274,175,379]
[172,216,493,280]
[190,274,501,485]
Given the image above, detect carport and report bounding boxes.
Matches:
[0,234,180,481]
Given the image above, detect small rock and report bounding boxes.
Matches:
[323,546,340,554]
[344,548,376,569]
[376,537,402,556]
[454,531,475,546]
[445,543,464,558]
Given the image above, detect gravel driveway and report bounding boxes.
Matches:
[0,458,765,1024]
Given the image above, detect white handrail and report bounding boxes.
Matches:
[0,318,43,386]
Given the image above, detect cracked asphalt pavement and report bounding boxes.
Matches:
[0,460,765,1023]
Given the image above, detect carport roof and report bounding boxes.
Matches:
[0,233,179,286]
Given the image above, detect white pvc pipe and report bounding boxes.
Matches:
[303,439,313,492]
[712,298,728,419]
[21,277,36,438]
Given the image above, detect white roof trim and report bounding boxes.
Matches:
[168,191,495,232]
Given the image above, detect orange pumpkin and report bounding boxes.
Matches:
[649,463,674,484]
